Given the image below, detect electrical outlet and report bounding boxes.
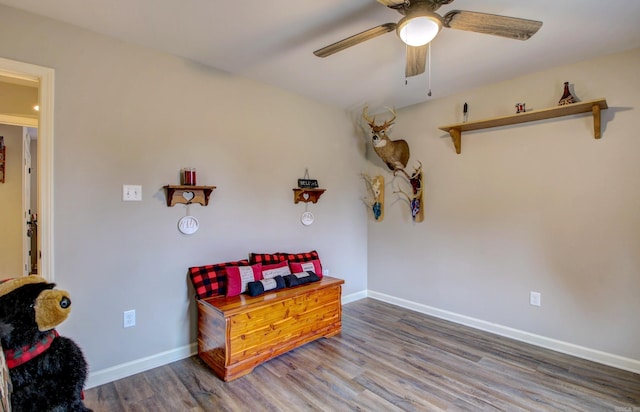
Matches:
[123,310,136,328]
[324,269,330,277]
[122,185,142,201]
[530,291,541,307]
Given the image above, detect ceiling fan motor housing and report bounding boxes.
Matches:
[396,3,444,46]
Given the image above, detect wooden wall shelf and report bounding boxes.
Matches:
[438,98,608,154]
[293,188,325,204]
[163,185,216,207]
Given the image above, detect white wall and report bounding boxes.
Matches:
[2,2,638,386]
[0,5,369,384]
[0,124,23,276]
[367,48,640,366]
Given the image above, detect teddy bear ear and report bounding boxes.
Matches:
[0,276,48,299]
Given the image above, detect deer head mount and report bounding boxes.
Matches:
[363,106,424,223]
[363,106,410,172]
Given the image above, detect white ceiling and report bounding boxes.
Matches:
[2,0,640,110]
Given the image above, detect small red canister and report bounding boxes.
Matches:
[183,168,196,185]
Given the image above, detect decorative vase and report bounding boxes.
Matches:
[558,81,576,106]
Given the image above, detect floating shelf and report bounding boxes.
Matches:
[293,188,325,204]
[438,98,608,154]
[163,185,216,207]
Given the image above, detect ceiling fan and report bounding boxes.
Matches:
[313,0,542,77]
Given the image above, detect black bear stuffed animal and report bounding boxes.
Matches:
[0,275,91,411]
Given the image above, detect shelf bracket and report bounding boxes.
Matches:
[163,185,216,207]
[293,188,325,204]
[592,103,601,139]
[449,128,462,154]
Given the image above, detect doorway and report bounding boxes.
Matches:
[0,57,54,281]
[0,123,37,276]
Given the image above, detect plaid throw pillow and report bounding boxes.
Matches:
[282,250,320,263]
[249,253,285,265]
[189,260,249,299]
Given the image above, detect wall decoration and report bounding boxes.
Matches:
[362,106,410,172]
[558,81,577,106]
[362,174,384,221]
[300,211,314,226]
[293,169,324,226]
[178,215,199,235]
[292,188,325,204]
[163,185,216,207]
[393,162,424,223]
[363,106,424,223]
[297,177,319,189]
[163,169,216,234]
[182,167,197,185]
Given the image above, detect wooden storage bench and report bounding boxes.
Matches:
[197,276,344,381]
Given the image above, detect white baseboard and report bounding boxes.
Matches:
[343,290,367,305]
[86,292,365,388]
[85,343,197,389]
[367,290,640,375]
[86,289,639,389]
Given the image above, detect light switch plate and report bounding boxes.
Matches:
[123,185,142,201]
[530,291,541,307]
[123,310,136,328]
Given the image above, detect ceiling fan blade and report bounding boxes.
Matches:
[377,0,405,7]
[443,10,542,40]
[378,0,454,9]
[314,23,396,57]
[405,45,427,77]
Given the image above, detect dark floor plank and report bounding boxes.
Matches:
[85,298,640,411]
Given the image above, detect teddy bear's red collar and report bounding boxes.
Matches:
[3,329,59,369]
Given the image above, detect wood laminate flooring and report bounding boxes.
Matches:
[84,298,640,411]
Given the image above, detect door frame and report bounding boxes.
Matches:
[0,57,54,282]
[22,127,32,276]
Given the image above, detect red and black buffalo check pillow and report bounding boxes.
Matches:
[251,251,321,266]
[249,253,286,265]
[282,250,320,264]
[189,260,249,299]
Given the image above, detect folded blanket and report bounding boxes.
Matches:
[246,275,285,297]
[283,271,320,288]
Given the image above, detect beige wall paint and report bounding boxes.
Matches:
[0,124,23,276]
[0,4,368,377]
[367,48,640,362]
[1,3,638,384]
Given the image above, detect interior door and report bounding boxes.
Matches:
[22,127,31,276]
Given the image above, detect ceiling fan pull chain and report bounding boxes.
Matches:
[427,42,432,97]
[405,42,408,85]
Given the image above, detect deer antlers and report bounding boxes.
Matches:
[363,106,396,131]
[393,160,422,181]
[392,161,424,222]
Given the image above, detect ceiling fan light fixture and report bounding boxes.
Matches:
[397,12,443,47]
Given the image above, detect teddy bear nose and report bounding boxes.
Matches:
[59,296,71,309]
